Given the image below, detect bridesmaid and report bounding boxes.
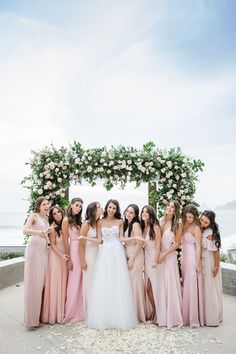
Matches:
[63,197,84,323]
[141,205,162,324]
[122,204,146,323]
[23,196,50,328]
[41,206,68,324]
[79,202,103,318]
[200,210,223,326]
[181,204,204,327]
[158,200,183,329]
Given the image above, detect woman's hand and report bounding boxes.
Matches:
[61,254,70,262]
[80,259,87,271]
[67,259,73,271]
[158,253,165,264]
[196,262,201,274]
[212,266,219,277]
[152,260,158,268]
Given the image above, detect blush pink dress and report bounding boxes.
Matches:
[63,226,84,323]
[144,231,164,324]
[24,214,49,327]
[41,232,68,324]
[181,231,204,327]
[125,230,146,323]
[158,226,183,328]
[202,228,223,326]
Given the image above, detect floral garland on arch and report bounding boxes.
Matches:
[21,141,204,215]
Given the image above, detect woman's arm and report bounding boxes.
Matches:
[158,224,182,263]
[61,217,72,270]
[194,225,202,274]
[79,222,89,270]
[153,224,161,267]
[212,250,220,277]
[23,213,44,237]
[49,229,69,261]
[127,223,143,270]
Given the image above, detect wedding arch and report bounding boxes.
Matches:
[22,141,204,215]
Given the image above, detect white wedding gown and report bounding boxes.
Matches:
[87,225,137,330]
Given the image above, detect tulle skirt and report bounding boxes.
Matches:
[87,241,137,330]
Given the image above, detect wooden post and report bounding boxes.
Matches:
[148,182,157,209]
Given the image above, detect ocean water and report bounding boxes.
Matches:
[0,208,235,251]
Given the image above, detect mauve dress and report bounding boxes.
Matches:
[158,226,183,328]
[125,230,146,323]
[24,214,49,327]
[144,231,164,324]
[63,226,84,323]
[41,232,68,324]
[181,231,204,327]
[202,228,223,326]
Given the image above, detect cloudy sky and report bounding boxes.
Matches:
[0,0,235,212]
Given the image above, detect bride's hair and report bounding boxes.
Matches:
[124,204,140,237]
[103,199,122,219]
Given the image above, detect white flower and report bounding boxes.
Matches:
[101,151,106,157]
[87,166,92,173]
[49,162,55,169]
[88,156,92,161]
[60,192,65,197]
[181,173,186,178]
[38,189,43,194]
[166,161,172,169]
[161,168,166,173]
[75,158,80,164]
[173,183,177,188]
[175,175,180,180]
[166,171,173,178]
[107,169,111,174]
[57,177,62,183]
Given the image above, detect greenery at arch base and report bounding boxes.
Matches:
[21,141,204,215]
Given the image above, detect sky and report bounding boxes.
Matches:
[0,0,235,213]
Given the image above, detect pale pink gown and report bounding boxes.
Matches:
[202,228,223,326]
[83,226,98,319]
[64,226,84,323]
[181,231,204,327]
[24,214,49,327]
[144,231,164,324]
[41,232,68,324]
[125,230,146,323]
[158,227,183,328]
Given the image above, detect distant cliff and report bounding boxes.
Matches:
[215,200,236,210]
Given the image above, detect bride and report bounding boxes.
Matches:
[86,199,137,330]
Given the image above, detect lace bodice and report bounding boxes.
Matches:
[101,225,120,243]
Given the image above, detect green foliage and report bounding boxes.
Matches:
[22,141,204,215]
[0,251,24,260]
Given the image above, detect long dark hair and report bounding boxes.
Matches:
[182,204,200,229]
[124,204,140,237]
[140,205,160,240]
[103,199,122,219]
[201,210,221,250]
[49,206,64,237]
[85,202,100,228]
[165,200,181,233]
[67,197,83,228]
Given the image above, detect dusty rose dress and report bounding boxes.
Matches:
[202,228,223,326]
[83,226,98,319]
[64,226,84,323]
[41,232,68,324]
[125,230,146,323]
[144,231,164,324]
[24,214,49,327]
[159,227,183,328]
[181,231,204,327]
